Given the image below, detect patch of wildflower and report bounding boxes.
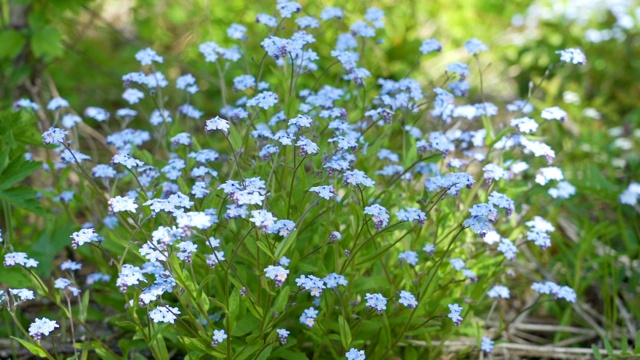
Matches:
[6,3,593,358]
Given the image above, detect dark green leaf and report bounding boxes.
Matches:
[31,27,64,59]
[0,30,26,59]
[0,186,44,215]
[0,155,42,190]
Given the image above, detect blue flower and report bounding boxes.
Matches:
[233,75,256,91]
[277,328,290,344]
[343,170,375,188]
[497,238,518,260]
[309,185,335,200]
[464,38,488,54]
[135,48,163,66]
[299,307,319,327]
[296,16,319,29]
[277,1,301,18]
[350,21,375,37]
[211,329,227,346]
[364,204,389,231]
[122,88,145,104]
[487,285,510,299]
[446,62,470,78]
[448,303,463,326]
[398,290,418,309]
[247,91,279,110]
[227,23,247,40]
[398,251,419,266]
[541,106,567,121]
[42,127,68,145]
[420,38,442,54]
[481,337,494,354]
[256,13,278,27]
[365,293,387,314]
[345,348,365,360]
[320,7,344,21]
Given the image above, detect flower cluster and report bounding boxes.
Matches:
[448,303,464,326]
[531,281,577,303]
[265,265,289,287]
[299,307,319,328]
[364,204,389,231]
[4,252,38,268]
[29,318,59,342]
[365,293,387,314]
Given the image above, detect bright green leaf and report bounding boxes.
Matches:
[11,337,47,358]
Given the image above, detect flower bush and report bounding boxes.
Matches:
[0,1,613,359]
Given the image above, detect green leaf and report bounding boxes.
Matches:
[256,240,275,260]
[255,344,273,360]
[11,337,47,358]
[0,186,44,215]
[271,349,309,360]
[604,338,614,356]
[272,285,290,313]
[0,155,42,190]
[482,115,495,144]
[80,290,90,322]
[30,216,75,276]
[234,341,263,360]
[0,30,26,59]
[592,344,602,360]
[338,315,352,349]
[31,26,64,60]
[231,317,260,337]
[0,148,9,171]
[0,266,32,287]
[229,289,240,318]
[621,332,628,354]
[150,335,170,360]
